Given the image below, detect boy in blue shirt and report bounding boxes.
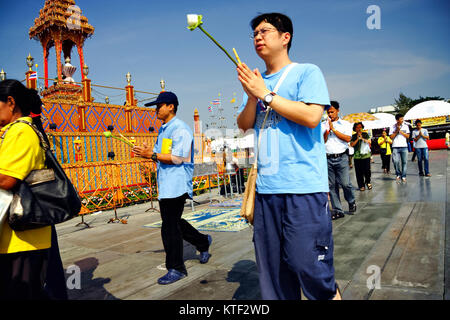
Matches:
[236,13,340,300]
[133,91,212,285]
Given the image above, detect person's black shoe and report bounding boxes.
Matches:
[331,211,345,220]
[349,202,357,213]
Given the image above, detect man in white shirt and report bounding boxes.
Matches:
[389,113,410,182]
[412,119,431,177]
[323,101,356,219]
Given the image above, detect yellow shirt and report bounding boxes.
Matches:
[378,136,392,156]
[0,117,51,254]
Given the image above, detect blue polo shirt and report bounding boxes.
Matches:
[237,63,330,194]
[153,117,194,200]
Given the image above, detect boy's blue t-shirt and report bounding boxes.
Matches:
[153,117,194,200]
[237,63,330,194]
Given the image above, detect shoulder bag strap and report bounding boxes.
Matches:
[254,63,298,166]
[1,119,49,151]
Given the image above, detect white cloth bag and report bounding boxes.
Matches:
[360,141,371,155]
[0,188,13,236]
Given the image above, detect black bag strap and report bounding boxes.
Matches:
[1,119,75,195]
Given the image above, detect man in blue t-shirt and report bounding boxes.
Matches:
[133,91,212,285]
[412,119,431,177]
[236,13,340,300]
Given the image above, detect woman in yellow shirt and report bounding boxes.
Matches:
[378,129,393,174]
[0,79,53,299]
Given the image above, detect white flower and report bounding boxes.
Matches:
[186,14,238,66]
[187,14,203,30]
[187,14,198,26]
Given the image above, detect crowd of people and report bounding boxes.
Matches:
[322,106,433,220]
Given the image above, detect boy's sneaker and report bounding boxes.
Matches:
[157,269,187,285]
[199,235,212,264]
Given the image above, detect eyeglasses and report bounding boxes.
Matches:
[250,28,278,40]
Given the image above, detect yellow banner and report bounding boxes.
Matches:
[419,116,447,127]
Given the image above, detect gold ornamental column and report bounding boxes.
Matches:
[125,72,134,133]
[78,64,91,132]
[25,54,37,89]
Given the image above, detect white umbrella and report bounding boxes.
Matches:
[362,113,396,130]
[404,100,450,120]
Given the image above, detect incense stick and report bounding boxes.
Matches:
[233,48,242,65]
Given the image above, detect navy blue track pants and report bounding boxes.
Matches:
[253,192,337,300]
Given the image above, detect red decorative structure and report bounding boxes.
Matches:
[26,0,161,135]
[29,0,94,88]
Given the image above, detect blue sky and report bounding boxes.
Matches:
[0,0,449,131]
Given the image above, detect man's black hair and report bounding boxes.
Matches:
[415,119,422,125]
[173,103,178,114]
[395,113,404,120]
[250,13,293,52]
[330,101,340,110]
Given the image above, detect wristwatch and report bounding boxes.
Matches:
[151,152,158,162]
[263,92,276,106]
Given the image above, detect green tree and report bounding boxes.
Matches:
[394,93,446,115]
[394,92,414,115]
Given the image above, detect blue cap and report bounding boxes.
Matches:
[145,91,178,107]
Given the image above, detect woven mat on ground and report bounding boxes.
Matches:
[209,198,243,208]
[143,208,249,232]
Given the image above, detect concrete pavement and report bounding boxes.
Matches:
[55,149,449,300]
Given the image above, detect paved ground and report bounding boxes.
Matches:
[55,149,449,300]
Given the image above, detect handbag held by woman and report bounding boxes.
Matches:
[2,120,82,231]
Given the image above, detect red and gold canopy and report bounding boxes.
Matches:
[29,0,94,41]
[28,0,95,85]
